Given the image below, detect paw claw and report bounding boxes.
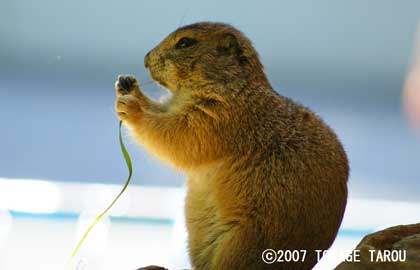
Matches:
[115,74,140,97]
[117,74,138,90]
[119,76,130,91]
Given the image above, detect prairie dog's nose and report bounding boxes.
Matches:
[144,50,151,68]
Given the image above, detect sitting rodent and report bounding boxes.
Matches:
[115,22,349,270]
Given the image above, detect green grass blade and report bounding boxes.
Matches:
[68,121,133,263]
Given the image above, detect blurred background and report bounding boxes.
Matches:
[0,0,419,270]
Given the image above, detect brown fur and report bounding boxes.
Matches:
[115,22,349,270]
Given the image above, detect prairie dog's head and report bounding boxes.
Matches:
[144,22,267,94]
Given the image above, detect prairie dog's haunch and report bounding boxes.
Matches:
[115,22,349,270]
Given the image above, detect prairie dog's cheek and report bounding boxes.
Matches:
[161,62,181,90]
[170,62,190,81]
[163,61,178,80]
[189,67,205,84]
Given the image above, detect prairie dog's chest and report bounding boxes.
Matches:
[185,176,221,255]
[184,165,222,234]
[185,174,216,219]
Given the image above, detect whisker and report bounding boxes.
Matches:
[178,8,188,28]
[139,80,154,87]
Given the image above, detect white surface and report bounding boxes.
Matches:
[0,179,419,270]
[0,213,364,270]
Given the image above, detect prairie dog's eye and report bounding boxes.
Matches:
[175,37,197,49]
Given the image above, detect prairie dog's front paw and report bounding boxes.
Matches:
[115,74,141,97]
[115,95,142,122]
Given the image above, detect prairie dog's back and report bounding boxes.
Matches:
[185,86,348,269]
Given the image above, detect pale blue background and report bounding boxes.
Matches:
[0,0,419,201]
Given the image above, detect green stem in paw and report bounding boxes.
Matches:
[68,121,133,262]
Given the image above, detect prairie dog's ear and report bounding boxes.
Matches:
[215,33,241,56]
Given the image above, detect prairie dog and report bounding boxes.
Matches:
[115,22,349,270]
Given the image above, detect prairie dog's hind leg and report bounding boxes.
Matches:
[209,225,265,270]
